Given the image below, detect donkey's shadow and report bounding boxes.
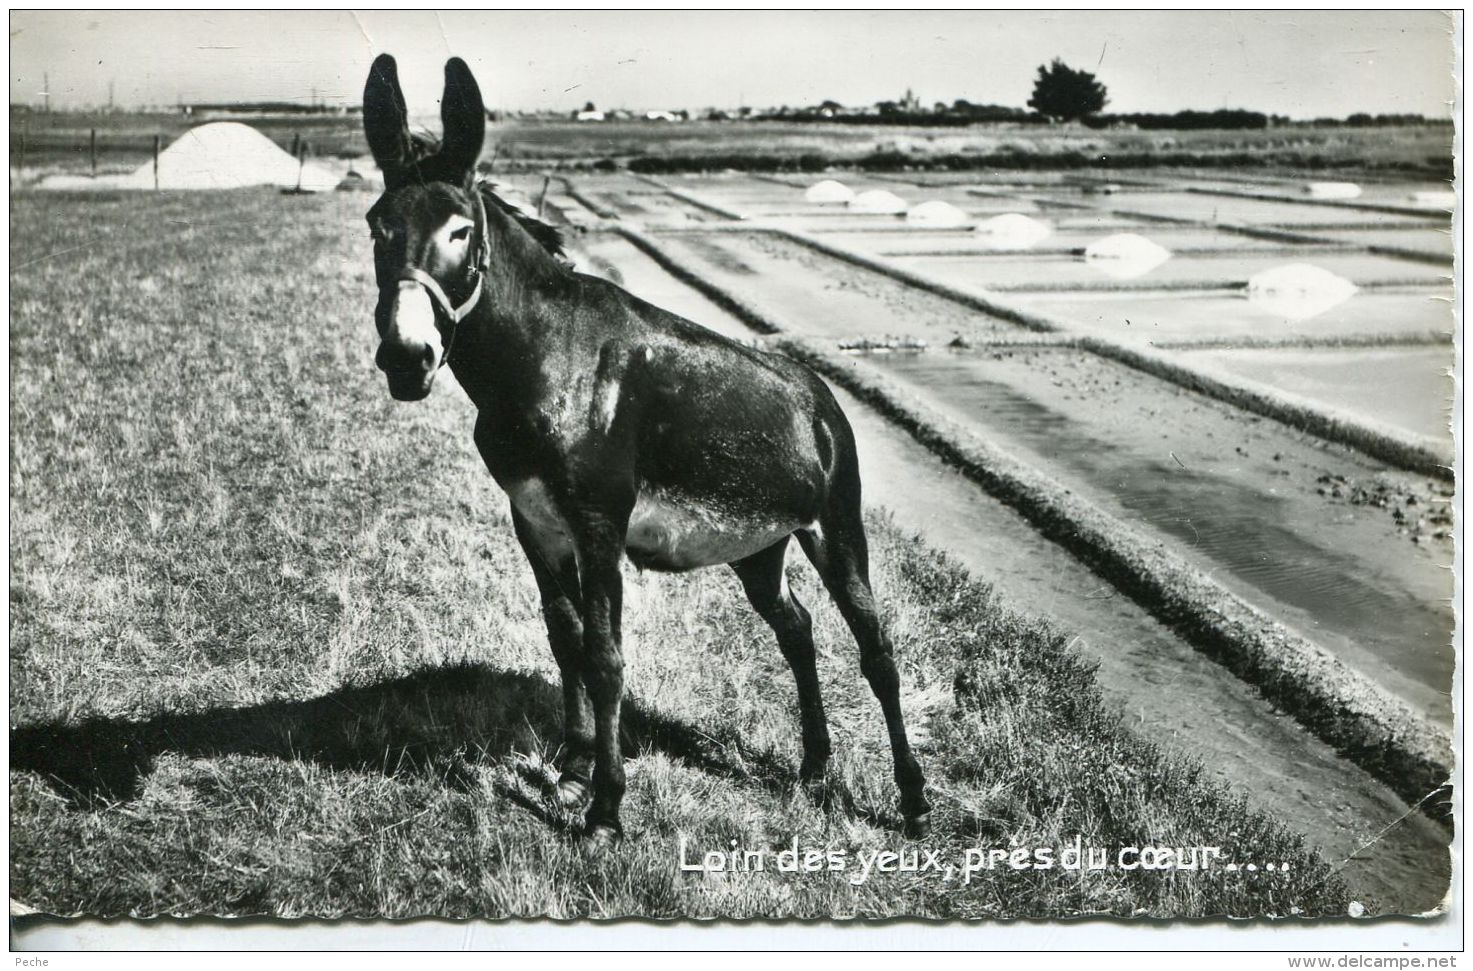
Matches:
[10,663,804,813]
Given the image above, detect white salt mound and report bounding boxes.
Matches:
[38,122,339,192]
[805,179,855,204]
[1305,181,1362,200]
[1246,263,1358,321]
[1083,233,1172,280]
[1409,190,1455,210]
[975,213,1051,251]
[848,188,907,215]
[906,200,969,228]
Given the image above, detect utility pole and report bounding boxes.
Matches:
[42,72,50,113]
[108,78,115,112]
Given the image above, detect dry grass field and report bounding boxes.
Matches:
[5,187,1357,918]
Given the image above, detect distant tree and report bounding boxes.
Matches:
[819,99,843,111]
[583,100,597,113]
[1027,59,1108,122]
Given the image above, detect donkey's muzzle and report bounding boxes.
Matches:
[375,282,441,401]
[377,357,437,401]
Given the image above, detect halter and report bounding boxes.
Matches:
[392,185,490,369]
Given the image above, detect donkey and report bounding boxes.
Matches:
[362,55,930,845]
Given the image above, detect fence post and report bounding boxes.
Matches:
[90,128,97,177]
[153,134,161,190]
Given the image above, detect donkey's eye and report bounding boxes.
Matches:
[449,225,472,243]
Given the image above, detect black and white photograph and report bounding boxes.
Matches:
[7,8,1461,940]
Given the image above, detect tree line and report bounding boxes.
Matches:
[751,58,1446,131]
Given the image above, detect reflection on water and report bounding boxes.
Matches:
[1246,263,1359,321]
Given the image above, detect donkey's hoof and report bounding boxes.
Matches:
[903,813,932,840]
[555,776,591,809]
[583,822,624,851]
[800,774,832,808]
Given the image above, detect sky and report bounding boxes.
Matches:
[8,10,1459,119]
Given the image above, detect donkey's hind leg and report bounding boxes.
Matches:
[731,537,832,784]
[796,493,931,837]
[511,509,595,809]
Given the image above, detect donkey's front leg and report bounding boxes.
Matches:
[574,518,628,846]
[509,509,594,808]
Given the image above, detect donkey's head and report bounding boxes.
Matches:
[363,54,486,401]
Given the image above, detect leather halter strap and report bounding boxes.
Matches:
[393,186,489,368]
[396,265,482,325]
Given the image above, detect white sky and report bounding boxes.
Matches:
[8,10,1458,119]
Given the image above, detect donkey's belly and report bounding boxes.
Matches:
[505,478,797,572]
[627,491,797,572]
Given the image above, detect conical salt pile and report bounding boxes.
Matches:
[805,179,855,204]
[113,122,339,191]
[1246,263,1358,321]
[1084,233,1172,280]
[848,189,907,215]
[906,200,969,228]
[975,213,1051,250]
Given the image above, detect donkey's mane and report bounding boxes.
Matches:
[479,184,567,261]
[406,130,566,261]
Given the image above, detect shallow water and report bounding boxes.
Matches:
[1102,191,1444,228]
[1018,289,1454,343]
[571,233,755,341]
[568,181,1457,710]
[892,250,1450,291]
[662,231,1028,343]
[1312,227,1454,259]
[1181,178,1454,211]
[553,198,1453,910]
[869,349,1455,722]
[836,381,1450,912]
[1175,345,1455,442]
[813,224,1317,263]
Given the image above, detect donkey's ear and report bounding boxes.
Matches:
[439,57,486,177]
[364,53,411,176]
